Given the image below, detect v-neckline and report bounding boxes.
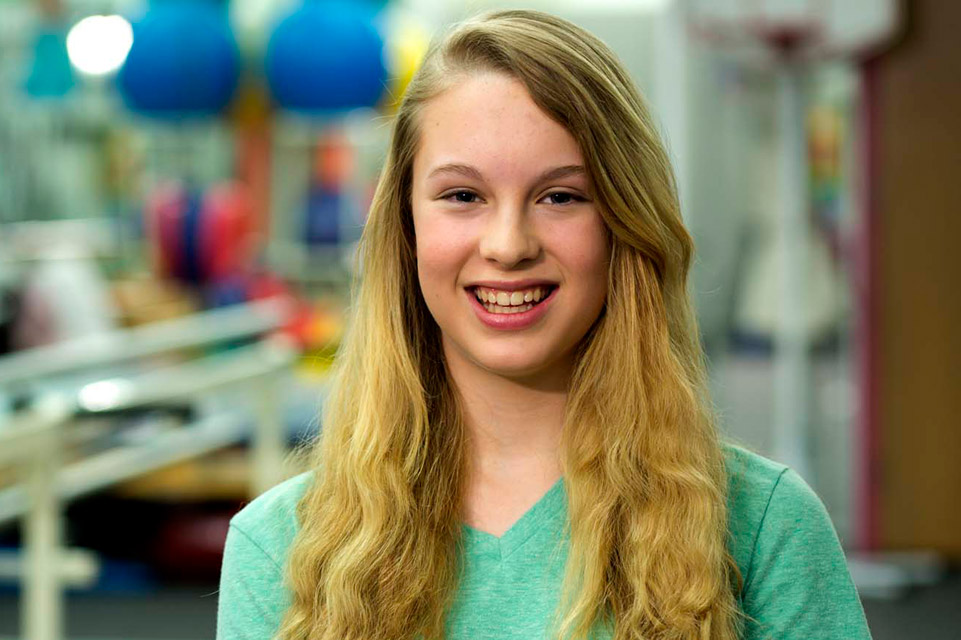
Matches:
[460,476,566,560]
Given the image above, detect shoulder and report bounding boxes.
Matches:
[227,470,316,571]
[720,443,872,638]
[721,442,822,581]
[217,472,315,638]
[722,440,790,503]
[721,440,792,531]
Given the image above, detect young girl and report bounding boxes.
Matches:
[217,10,871,640]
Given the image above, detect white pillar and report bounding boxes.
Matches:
[653,1,691,222]
[773,61,812,481]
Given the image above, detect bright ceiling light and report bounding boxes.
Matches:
[66,15,134,76]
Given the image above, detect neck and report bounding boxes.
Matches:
[442,338,570,484]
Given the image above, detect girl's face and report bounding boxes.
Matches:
[410,72,610,382]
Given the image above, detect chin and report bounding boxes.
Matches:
[473,350,571,382]
[481,360,544,379]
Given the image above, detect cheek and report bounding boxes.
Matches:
[413,217,475,299]
[550,217,611,282]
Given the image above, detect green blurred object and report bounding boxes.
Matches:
[23,23,75,98]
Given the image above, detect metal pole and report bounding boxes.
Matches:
[19,399,69,640]
[773,61,813,481]
[252,371,286,496]
[251,338,299,496]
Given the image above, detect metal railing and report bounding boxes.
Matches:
[0,300,301,640]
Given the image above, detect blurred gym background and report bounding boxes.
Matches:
[0,0,957,638]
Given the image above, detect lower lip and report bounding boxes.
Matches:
[466,287,557,330]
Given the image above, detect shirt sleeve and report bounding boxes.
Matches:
[216,523,291,640]
[741,468,873,640]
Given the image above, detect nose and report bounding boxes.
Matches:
[478,203,541,268]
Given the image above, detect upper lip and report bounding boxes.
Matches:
[466,279,558,290]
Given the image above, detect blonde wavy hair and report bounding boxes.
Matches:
[278,9,745,640]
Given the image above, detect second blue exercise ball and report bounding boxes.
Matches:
[265,0,388,113]
[118,0,240,118]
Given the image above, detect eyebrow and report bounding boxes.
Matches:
[426,163,587,184]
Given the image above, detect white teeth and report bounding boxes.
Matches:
[484,302,534,314]
[472,285,554,319]
[473,286,553,307]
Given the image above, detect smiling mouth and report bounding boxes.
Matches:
[468,285,557,314]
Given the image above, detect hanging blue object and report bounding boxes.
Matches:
[24,26,75,99]
[265,0,387,113]
[118,0,240,118]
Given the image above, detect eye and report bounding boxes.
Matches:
[442,189,481,204]
[540,191,586,206]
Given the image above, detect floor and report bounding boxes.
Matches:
[861,570,961,639]
[0,571,959,639]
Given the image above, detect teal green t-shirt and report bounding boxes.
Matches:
[215,444,872,639]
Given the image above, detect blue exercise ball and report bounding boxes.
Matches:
[118,0,240,118]
[265,1,387,113]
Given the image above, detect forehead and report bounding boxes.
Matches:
[413,73,585,180]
